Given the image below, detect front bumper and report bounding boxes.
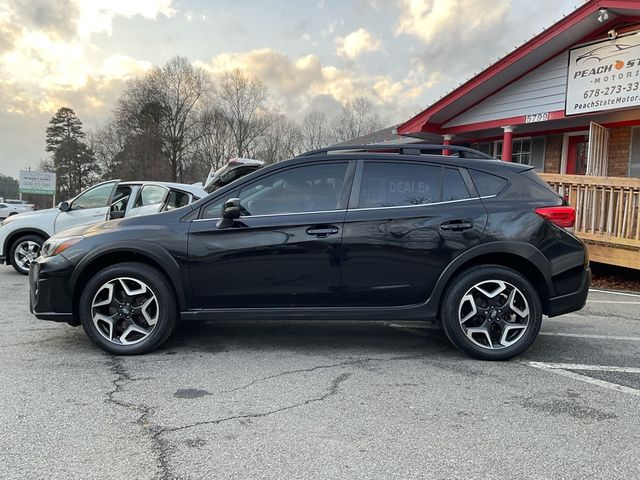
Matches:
[546,267,591,317]
[29,254,77,325]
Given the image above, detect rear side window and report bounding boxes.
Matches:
[134,185,167,208]
[469,170,507,197]
[358,162,441,208]
[164,190,191,211]
[443,168,470,201]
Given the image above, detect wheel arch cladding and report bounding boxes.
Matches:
[70,243,186,320]
[432,243,553,317]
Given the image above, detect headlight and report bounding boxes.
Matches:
[41,235,84,258]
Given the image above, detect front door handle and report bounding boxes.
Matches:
[440,220,474,231]
[306,225,340,238]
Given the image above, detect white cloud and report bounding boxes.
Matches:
[335,28,381,59]
[75,0,175,38]
[196,48,428,121]
[396,0,510,44]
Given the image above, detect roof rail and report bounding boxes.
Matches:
[295,143,494,160]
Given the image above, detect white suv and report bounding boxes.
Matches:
[1,180,206,274]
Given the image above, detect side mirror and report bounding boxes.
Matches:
[216,198,242,229]
[58,201,70,212]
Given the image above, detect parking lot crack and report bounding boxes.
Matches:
[222,353,424,394]
[161,372,352,434]
[104,356,173,480]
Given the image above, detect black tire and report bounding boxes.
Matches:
[9,234,45,275]
[441,265,542,361]
[79,262,177,355]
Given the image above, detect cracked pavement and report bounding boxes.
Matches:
[1,268,639,479]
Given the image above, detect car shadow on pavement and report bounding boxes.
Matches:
[161,320,454,356]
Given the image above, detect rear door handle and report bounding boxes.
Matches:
[306,225,340,238]
[440,220,474,231]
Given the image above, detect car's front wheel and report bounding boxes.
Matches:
[10,234,45,275]
[79,262,177,355]
[441,265,542,361]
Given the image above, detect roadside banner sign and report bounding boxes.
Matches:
[19,170,56,195]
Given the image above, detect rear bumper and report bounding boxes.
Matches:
[546,267,590,317]
[29,255,77,325]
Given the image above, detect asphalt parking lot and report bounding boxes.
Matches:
[1,268,639,480]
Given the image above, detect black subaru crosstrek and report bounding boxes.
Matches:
[29,144,590,360]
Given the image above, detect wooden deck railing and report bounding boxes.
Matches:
[539,174,640,269]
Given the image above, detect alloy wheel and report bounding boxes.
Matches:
[13,240,40,271]
[91,277,159,345]
[458,280,530,350]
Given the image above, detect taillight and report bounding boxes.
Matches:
[534,206,575,229]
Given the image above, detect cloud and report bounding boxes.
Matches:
[396,0,510,44]
[0,12,20,53]
[196,48,428,123]
[335,28,381,59]
[75,0,175,38]
[5,0,175,41]
[9,0,79,39]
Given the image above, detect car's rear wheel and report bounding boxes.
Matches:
[441,265,542,361]
[79,262,177,355]
[9,234,44,275]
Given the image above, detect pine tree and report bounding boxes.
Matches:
[44,107,99,199]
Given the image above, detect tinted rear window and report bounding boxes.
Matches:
[359,162,441,208]
[469,170,507,197]
[443,168,470,201]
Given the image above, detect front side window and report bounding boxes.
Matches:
[72,182,115,210]
[134,185,168,208]
[358,162,441,208]
[237,163,348,216]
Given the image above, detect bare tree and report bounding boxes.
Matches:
[331,97,384,144]
[255,113,302,164]
[299,111,331,152]
[218,69,273,158]
[114,56,210,182]
[186,104,235,183]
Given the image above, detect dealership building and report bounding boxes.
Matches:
[398,0,640,178]
[397,0,640,269]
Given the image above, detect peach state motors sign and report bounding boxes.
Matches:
[566,32,640,115]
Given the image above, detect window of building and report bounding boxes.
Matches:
[495,138,531,164]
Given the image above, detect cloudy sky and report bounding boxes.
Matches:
[0,0,578,177]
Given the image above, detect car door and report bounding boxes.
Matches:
[188,160,353,308]
[340,160,487,307]
[54,181,118,233]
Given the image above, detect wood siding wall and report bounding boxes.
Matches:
[444,53,569,128]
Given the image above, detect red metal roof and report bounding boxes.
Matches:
[397,0,640,136]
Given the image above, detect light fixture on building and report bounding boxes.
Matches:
[608,28,618,40]
[597,8,609,23]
